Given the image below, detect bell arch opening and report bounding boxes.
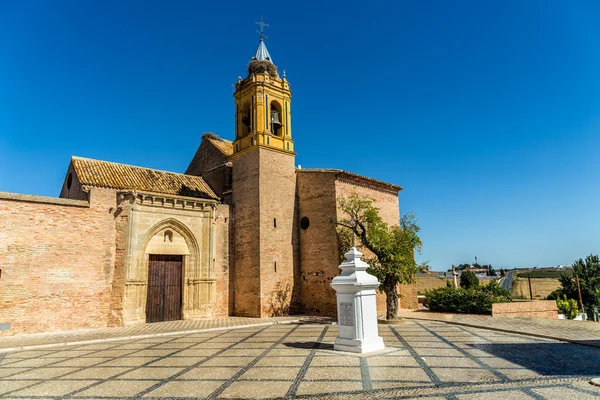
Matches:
[270,100,283,136]
[240,101,252,138]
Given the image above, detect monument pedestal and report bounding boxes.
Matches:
[331,247,385,354]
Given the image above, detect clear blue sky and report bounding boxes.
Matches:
[1,1,599,271]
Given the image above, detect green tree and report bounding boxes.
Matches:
[460,270,479,289]
[336,194,422,320]
[558,254,600,319]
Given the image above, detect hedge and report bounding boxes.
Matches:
[423,281,511,314]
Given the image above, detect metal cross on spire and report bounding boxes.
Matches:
[255,16,269,40]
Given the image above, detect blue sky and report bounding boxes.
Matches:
[1,1,599,271]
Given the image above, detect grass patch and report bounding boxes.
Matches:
[518,270,572,278]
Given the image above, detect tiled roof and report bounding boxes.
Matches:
[205,136,233,156]
[254,38,273,63]
[71,156,218,200]
[297,168,403,192]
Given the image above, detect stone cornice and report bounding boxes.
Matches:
[116,190,217,212]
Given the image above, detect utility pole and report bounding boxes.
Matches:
[575,274,585,317]
[528,276,533,300]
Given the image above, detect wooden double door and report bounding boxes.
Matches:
[146,255,183,323]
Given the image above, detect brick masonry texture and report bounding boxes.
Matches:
[2,137,411,334]
[257,149,297,317]
[0,188,117,335]
[185,137,232,198]
[492,300,559,319]
[231,149,262,317]
[232,148,297,317]
[296,171,416,317]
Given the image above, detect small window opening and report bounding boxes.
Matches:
[66,173,73,190]
[286,142,290,150]
[274,261,277,272]
[300,216,310,230]
[273,218,277,228]
[267,136,270,145]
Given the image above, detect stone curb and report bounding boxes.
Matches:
[0,319,301,354]
[397,315,600,348]
[590,378,600,387]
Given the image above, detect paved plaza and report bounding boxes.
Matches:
[1,320,600,399]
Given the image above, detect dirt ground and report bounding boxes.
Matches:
[417,275,497,294]
[511,278,561,299]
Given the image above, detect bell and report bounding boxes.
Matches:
[271,110,281,126]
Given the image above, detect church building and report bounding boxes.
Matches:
[0,28,415,336]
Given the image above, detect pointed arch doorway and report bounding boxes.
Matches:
[146,254,183,323]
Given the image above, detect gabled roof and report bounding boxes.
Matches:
[71,156,218,200]
[203,133,233,156]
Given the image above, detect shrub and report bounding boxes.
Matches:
[556,296,579,319]
[480,280,511,298]
[558,254,600,320]
[460,270,479,289]
[546,288,565,301]
[423,285,511,315]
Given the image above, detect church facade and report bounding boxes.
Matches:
[0,33,416,336]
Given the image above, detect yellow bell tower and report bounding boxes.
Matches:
[232,21,294,155]
[231,20,298,317]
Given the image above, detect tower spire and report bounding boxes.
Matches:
[253,17,273,62]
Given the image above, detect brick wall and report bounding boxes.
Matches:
[232,148,297,317]
[398,282,418,309]
[258,149,297,317]
[59,161,89,201]
[417,275,455,293]
[295,171,409,317]
[492,300,558,319]
[335,179,409,314]
[185,138,232,199]
[296,171,339,316]
[0,189,117,335]
[231,149,262,317]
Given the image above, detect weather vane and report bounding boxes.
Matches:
[255,16,269,40]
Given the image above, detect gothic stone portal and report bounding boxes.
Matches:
[122,212,217,326]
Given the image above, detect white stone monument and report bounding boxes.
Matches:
[330,247,385,353]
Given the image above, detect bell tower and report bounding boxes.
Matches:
[232,20,294,155]
[231,20,297,317]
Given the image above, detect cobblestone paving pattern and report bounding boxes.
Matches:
[0,320,599,399]
[0,317,302,352]
[395,310,600,347]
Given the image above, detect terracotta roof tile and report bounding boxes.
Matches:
[205,136,233,156]
[71,156,218,200]
[201,133,233,156]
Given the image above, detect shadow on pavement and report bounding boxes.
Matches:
[469,342,600,375]
[283,341,334,350]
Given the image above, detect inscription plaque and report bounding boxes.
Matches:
[339,302,354,326]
